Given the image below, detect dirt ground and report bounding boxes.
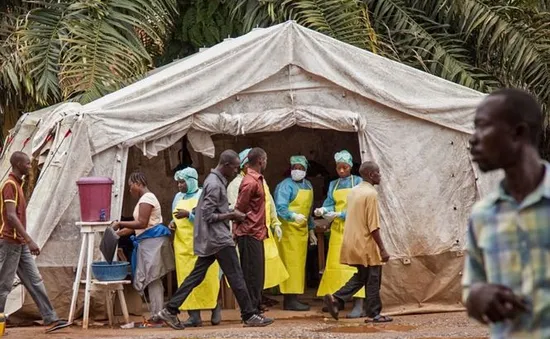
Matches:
[6,309,488,339]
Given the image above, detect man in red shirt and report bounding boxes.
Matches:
[234,147,268,314]
[0,152,69,332]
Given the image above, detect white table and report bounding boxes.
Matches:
[68,221,131,329]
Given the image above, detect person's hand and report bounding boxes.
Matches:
[28,240,41,256]
[168,220,176,231]
[274,224,283,241]
[308,229,317,246]
[232,209,247,222]
[314,208,326,217]
[293,213,307,224]
[175,209,189,219]
[466,283,530,324]
[380,248,390,262]
[111,221,121,231]
[323,211,338,222]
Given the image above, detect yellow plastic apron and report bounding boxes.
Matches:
[277,184,313,294]
[316,177,365,298]
[173,197,220,310]
[263,181,290,289]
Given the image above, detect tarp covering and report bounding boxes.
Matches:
[2,21,502,316]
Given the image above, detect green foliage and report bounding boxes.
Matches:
[156,0,243,65]
[0,0,177,126]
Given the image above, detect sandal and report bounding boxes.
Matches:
[323,294,340,320]
[366,315,393,323]
[44,320,71,333]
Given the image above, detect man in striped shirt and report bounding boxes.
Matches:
[463,89,548,338]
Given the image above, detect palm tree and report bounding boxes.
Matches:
[0,0,177,139]
[222,0,550,155]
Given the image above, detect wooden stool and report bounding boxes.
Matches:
[91,280,131,327]
[67,221,131,329]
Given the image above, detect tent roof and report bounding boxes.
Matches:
[67,21,484,155]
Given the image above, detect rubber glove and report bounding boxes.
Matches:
[274,224,283,241]
[309,229,318,246]
[323,211,339,222]
[314,208,326,217]
[292,213,307,224]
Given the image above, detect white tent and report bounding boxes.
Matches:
[2,21,500,317]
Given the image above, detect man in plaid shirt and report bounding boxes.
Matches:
[463,88,548,338]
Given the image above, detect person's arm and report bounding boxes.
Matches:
[269,194,281,227]
[171,193,181,216]
[365,194,388,261]
[117,202,153,230]
[201,184,236,223]
[275,180,295,221]
[117,228,135,237]
[4,182,39,253]
[321,181,336,213]
[227,178,239,209]
[307,181,315,230]
[235,177,253,215]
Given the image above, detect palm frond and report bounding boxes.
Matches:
[279,0,372,49]
[229,0,278,32]
[15,0,177,102]
[439,0,550,104]
[366,0,500,92]
[19,1,68,103]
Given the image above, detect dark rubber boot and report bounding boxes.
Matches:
[183,310,202,327]
[283,294,310,311]
[346,298,366,318]
[211,302,222,326]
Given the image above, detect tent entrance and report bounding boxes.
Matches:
[120,126,361,308]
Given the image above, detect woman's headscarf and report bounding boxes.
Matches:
[290,155,308,169]
[334,150,353,167]
[174,167,199,194]
[239,148,252,169]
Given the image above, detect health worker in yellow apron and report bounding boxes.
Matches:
[171,167,221,327]
[228,149,289,295]
[274,155,316,311]
[315,150,365,318]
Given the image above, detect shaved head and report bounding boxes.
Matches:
[359,161,378,176]
[10,151,28,167]
[10,151,31,177]
[218,150,239,166]
[217,149,240,181]
[359,161,381,185]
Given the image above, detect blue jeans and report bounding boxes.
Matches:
[0,240,58,323]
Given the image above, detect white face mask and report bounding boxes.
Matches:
[291,170,306,182]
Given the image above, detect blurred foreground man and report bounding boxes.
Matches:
[463,89,547,338]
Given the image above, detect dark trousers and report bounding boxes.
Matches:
[165,245,256,321]
[236,236,265,313]
[333,265,383,317]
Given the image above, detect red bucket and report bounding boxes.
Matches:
[76,177,114,222]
